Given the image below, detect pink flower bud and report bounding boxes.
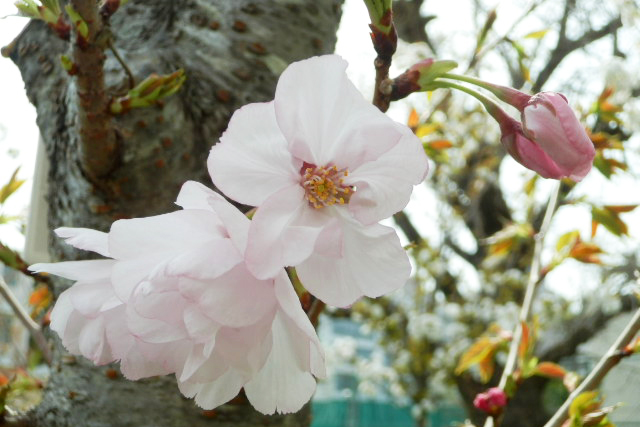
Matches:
[473,387,507,416]
[487,93,595,181]
[518,92,595,181]
[464,80,595,181]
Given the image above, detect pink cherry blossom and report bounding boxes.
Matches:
[209,55,429,307]
[30,181,325,415]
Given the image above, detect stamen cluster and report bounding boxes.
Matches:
[301,164,352,209]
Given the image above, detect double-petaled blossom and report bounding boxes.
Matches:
[209,54,429,308]
[30,182,325,415]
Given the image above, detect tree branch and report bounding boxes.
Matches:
[484,183,561,427]
[393,210,423,245]
[533,14,623,92]
[70,0,119,180]
[544,307,640,427]
[0,276,52,365]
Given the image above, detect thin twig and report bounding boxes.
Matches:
[0,276,52,365]
[543,307,640,427]
[484,182,561,427]
[108,39,135,89]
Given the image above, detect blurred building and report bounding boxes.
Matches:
[312,316,466,427]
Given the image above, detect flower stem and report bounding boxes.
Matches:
[483,182,561,427]
[428,80,514,127]
[440,72,531,110]
[0,275,52,365]
[543,307,640,427]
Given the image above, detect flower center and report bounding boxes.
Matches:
[301,163,353,209]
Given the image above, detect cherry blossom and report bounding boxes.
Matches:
[209,54,429,307]
[30,181,325,415]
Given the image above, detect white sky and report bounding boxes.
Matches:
[1,0,639,301]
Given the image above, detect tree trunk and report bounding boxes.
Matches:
[8,1,342,425]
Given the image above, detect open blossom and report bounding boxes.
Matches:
[30,182,325,415]
[209,55,429,307]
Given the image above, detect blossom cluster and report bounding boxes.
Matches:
[31,55,429,414]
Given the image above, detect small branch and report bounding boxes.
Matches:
[369,12,398,112]
[0,276,52,365]
[533,15,622,92]
[393,210,423,246]
[543,307,640,427]
[0,241,51,286]
[108,39,135,89]
[70,0,119,180]
[484,183,561,427]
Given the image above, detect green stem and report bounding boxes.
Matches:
[441,72,531,109]
[429,80,513,126]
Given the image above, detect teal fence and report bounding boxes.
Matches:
[312,401,466,427]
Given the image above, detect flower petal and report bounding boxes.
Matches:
[522,93,595,180]
[197,265,277,328]
[274,55,399,169]
[274,272,325,378]
[175,180,220,211]
[55,227,110,257]
[246,186,334,279]
[244,311,317,415]
[179,369,247,410]
[30,259,115,282]
[296,222,411,307]
[347,125,428,225]
[208,102,298,207]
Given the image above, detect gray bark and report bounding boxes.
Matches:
[8,0,342,425]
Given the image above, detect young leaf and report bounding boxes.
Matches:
[524,29,549,39]
[534,362,567,379]
[569,391,599,418]
[0,167,26,205]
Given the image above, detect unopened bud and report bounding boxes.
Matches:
[110,69,186,115]
[473,387,507,416]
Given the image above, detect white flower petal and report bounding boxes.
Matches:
[244,311,317,415]
[347,125,428,225]
[68,281,117,317]
[182,369,247,410]
[30,259,115,282]
[274,272,325,378]
[274,55,399,169]
[55,227,110,257]
[246,186,333,279]
[296,222,411,307]
[77,316,111,364]
[197,265,277,328]
[208,102,298,206]
[175,180,220,211]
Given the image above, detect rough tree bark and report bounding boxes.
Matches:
[7,1,342,426]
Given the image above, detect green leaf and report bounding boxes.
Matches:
[524,29,549,39]
[65,4,89,39]
[556,230,580,252]
[569,391,599,418]
[592,207,628,236]
[0,167,26,205]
